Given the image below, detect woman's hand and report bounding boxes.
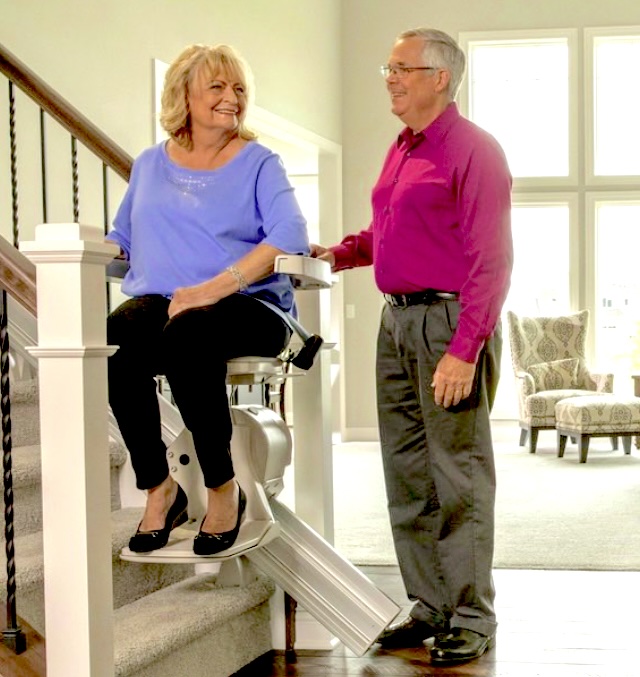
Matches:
[168,284,218,318]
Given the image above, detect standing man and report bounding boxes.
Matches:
[312,28,512,665]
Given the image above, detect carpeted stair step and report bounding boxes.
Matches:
[3,438,128,539]
[3,376,275,675]
[0,508,194,636]
[9,377,40,448]
[114,568,274,677]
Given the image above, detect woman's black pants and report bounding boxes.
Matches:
[107,293,292,491]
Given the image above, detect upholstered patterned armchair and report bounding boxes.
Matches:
[506,310,614,453]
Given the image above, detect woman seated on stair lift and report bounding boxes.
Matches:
[106,43,309,556]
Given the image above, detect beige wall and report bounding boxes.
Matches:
[0,0,342,152]
[0,0,341,239]
[339,0,640,437]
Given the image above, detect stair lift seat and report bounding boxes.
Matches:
[119,255,330,564]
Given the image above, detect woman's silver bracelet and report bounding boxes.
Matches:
[226,264,249,291]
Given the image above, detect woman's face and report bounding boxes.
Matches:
[187,67,246,135]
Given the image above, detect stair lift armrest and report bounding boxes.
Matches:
[274,254,333,290]
[106,254,334,290]
[274,255,333,370]
[105,254,328,371]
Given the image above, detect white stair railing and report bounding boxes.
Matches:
[20,223,119,677]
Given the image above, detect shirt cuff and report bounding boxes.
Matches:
[329,244,356,272]
[447,334,483,364]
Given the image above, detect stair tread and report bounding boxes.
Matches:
[113,570,274,675]
[2,508,159,589]
[8,439,128,487]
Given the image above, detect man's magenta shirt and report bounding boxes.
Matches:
[331,103,513,363]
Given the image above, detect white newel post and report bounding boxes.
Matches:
[285,286,336,650]
[20,224,119,677]
[291,289,334,540]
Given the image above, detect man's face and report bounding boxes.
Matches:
[384,36,441,129]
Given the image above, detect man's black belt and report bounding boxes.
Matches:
[384,290,459,308]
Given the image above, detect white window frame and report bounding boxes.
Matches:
[510,192,580,312]
[491,194,578,421]
[584,26,640,186]
[458,28,579,190]
[584,192,640,365]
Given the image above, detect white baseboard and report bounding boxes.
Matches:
[340,427,379,442]
[339,420,517,443]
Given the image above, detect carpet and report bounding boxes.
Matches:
[332,425,640,570]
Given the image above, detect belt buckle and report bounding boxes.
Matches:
[385,294,400,307]
[438,292,457,301]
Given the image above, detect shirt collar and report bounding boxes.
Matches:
[396,102,460,150]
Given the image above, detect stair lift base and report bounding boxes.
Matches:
[120,405,288,564]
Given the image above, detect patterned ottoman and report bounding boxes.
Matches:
[555,395,640,463]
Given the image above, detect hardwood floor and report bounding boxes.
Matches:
[234,565,639,677]
[0,620,44,677]
[2,566,637,676]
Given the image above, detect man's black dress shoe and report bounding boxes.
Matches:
[430,627,495,664]
[128,484,188,553]
[193,486,247,556]
[376,616,443,648]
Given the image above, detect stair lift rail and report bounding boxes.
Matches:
[111,255,400,657]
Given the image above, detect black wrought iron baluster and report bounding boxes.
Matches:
[71,135,79,222]
[1,81,26,654]
[0,292,25,654]
[9,82,19,247]
[103,163,111,308]
[40,108,47,223]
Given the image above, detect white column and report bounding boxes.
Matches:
[20,223,119,677]
[287,287,336,651]
[291,288,334,540]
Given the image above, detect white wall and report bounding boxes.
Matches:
[0,0,342,151]
[338,0,640,437]
[0,0,342,243]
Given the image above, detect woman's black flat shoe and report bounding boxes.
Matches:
[128,484,188,553]
[193,486,246,556]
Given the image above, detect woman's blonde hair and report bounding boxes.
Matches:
[160,44,257,149]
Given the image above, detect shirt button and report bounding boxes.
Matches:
[407,152,411,157]
[393,178,398,184]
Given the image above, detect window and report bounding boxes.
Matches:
[504,200,574,316]
[460,26,640,415]
[491,198,575,420]
[460,29,577,184]
[587,196,640,388]
[587,29,640,180]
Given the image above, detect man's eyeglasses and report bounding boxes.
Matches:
[380,65,437,79]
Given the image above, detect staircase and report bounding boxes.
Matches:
[0,374,277,676]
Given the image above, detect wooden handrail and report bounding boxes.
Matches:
[0,237,36,316]
[0,43,133,182]
[0,42,139,315]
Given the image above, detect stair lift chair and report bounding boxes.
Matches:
[118,255,328,563]
[107,255,400,657]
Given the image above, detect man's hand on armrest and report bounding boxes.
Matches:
[309,244,336,270]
